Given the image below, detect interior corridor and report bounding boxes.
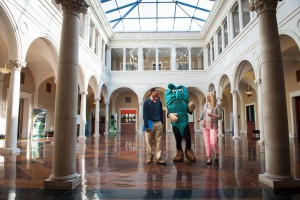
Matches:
[0,131,299,199]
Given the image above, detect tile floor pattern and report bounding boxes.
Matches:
[0,131,299,200]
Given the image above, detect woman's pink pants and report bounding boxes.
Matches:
[203,128,218,157]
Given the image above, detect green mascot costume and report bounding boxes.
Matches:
[165,83,196,162]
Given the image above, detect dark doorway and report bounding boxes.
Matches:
[246,104,255,138]
[18,99,24,139]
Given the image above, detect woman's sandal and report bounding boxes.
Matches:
[206,160,212,165]
[215,155,219,164]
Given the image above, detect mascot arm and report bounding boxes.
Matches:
[188,101,195,113]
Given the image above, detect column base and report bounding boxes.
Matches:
[0,147,21,155]
[259,174,300,188]
[93,134,100,138]
[217,134,224,137]
[76,140,86,153]
[78,136,86,141]
[44,174,81,189]
[257,140,265,145]
[104,132,109,135]
[232,136,242,140]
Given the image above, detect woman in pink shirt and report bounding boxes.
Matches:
[199,92,221,165]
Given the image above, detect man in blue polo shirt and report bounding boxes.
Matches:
[143,87,166,164]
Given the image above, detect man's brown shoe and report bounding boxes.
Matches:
[156,158,166,165]
[185,148,196,162]
[173,150,184,162]
[146,156,152,164]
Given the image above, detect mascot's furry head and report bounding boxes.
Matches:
[165,83,189,107]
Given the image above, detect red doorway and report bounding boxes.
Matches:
[120,109,136,134]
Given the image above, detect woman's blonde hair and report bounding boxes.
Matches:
[208,92,217,107]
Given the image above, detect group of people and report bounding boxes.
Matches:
[143,86,221,165]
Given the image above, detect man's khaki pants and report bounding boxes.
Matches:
[145,121,163,161]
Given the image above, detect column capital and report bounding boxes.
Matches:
[80,91,88,96]
[9,59,26,70]
[55,0,89,14]
[95,97,101,101]
[255,78,262,85]
[105,102,110,105]
[249,0,281,14]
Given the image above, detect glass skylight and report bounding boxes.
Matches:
[100,0,216,32]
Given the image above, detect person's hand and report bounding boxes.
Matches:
[188,101,195,112]
[169,113,178,122]
[146,128,151,132]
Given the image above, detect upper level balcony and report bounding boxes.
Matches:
[110,47,204,71]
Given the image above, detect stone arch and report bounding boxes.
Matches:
[26,37,58,90]
[279,33,300,138]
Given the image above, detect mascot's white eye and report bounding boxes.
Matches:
[172,89,176,94]
[179,88,183,93]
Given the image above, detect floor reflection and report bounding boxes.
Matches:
[173,163,193,199]
[0,132,299,199]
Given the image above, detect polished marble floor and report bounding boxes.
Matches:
[0,131,299,200]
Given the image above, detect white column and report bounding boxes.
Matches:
[231,90,241,139]
[84,11,90,44]
[217,97,223,137]
[106,47,111,70]
[33,90,39,109]
[123,48,126,71]
[171,47,176,70]
[238,0,244,31]
[214,34,219,57]
[90,25,95,50]
[104,102,109,135]
[0,60,25,154]
[221,24,225,51]
[188,47,192,70]
[96,32,101,57]
[102,42,106,65]
[138,102,143,134]
[78,91,87,141]
[229,11,234,42]
[255,79,264,145]
[138,48,144,71]
[209,41,213,63]
[240,98,245,133]
[94,98,100,138]
[44,0,88,189]
[226,14,231,43]
[155,48,159,71]
[203,46,208,69]
[98,33,103,59]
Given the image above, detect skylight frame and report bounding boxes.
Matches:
[100,0,215,33]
